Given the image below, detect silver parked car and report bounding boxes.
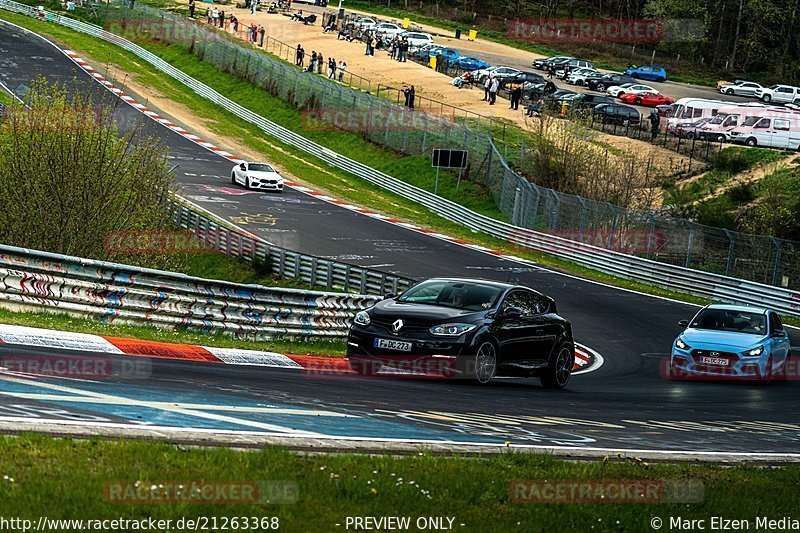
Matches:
[719,81,763,97]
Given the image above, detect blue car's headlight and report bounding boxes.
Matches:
[353,311,371,326]
[429,323,476,337]
[675,337,690,350]
[742,345,765,357]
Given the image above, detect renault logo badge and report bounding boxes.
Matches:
[392,319,404,333]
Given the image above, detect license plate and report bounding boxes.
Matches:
[700,356,730,366]
[374,338,412,352]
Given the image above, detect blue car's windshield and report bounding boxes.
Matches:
[397,280,502,311]
[690,309,767,335]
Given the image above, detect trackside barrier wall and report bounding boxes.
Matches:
[168,200,414,296]
[2,1,799,317]
[0,241,382,339]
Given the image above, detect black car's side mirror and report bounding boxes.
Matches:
[503,307,523,319]
[678,319,689,329]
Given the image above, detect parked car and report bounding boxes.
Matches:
[754,84,800,104]
[399,31,434,50]
[555,59,594,78]
[674,118,713,139]
[625,65,667,82]
[728,109,800,149]
[415,43,439,59]
[620,92,675,107]
[541,90,578,108]
[373,22,404,37]
[231,162,285,191]
[697,104,769,142]
[474,66,521,83]
[718,80,764,97]
[532,55,573,70]
[592,104,641,126]
[656,104,675,117]
[455,56,490,71]
[586,74,635,92]
[666,98,728,132]
[566,67,598,85]
[607,83,658,98]
[346,278,576,387]
[354,17,377,30]
[565,93,615,110]
[433,47,462,66]
[503,71,545,89]
[670,305,791,382]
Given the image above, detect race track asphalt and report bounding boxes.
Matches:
[1,21,799,453]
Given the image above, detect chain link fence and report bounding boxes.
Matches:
[100,4,800,289]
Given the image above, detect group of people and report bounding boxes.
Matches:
[295,45,348,82]
[482,75,500,105]
[389,36,410,62]
[401,85,416,109]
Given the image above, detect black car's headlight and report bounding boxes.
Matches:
[353,311,371,326]
[429,323,476,337]
[675,337,690,350]
[742,345,765,357]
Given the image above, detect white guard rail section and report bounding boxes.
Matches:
[2,1,799,318]
[0,243,381,339]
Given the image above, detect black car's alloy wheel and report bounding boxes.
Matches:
[540,344,574,389]
[471,342,497,384]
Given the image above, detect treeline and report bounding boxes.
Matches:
[363,0,800,84]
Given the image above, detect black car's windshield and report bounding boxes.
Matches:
[248,163,275,172]
[690,309,767,335]
[397,280,502,311]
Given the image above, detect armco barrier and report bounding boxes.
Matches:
[0,242,381,339]
[168,199,414,296]
[2,2,799,317]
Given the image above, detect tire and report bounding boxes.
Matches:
[460,341,497,384]
[596,83,605,91]
[231,172,237,185]
[687,132,695,140]
[576,80,584,86]
[762,94,771,102]
[726,88,734,95]
[634,97,642,105]
[657,77,666,83]
[540,343,575,389]
[245,176,252,189]
[745,137,758,147]
[760,356,773,384]
[715,134,726,143]
[349,359,383,376]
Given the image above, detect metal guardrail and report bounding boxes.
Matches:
[3,1,799,317]
[168,199,414,296]
[0,240,381,340]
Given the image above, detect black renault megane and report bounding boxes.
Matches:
[346,278,575,387]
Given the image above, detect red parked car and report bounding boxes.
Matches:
[620,92,675,107]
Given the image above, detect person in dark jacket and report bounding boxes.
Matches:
[509,85,522,110]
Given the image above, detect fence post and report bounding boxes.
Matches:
[549,190,561,230]
[511,187,522,226]
[607,203,618,250]
[771,237,783,286]
[577,196,588,242]
[723,229,736,277]
[684,221,694,268]
[645,214,657,259]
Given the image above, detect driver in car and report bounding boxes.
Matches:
[452,288,467,308]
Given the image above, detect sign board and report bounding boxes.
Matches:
[432,149,468,169]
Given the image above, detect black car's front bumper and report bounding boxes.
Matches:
[346,326,471,375]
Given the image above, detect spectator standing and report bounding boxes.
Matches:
[328,57,336,79]
[390,38,397,60]
[649,110,660,141]
[219,11,225,28]
[211,7,218,26]
[310,51,317,72]
[251,0,257,15]
[489,76,499,105]
[206,7,211,24]
[510,85,521,110]
[401,39,408,62]
[483,76,491,101]
[317,53,324,74]
[337,60,347,82]
[296,44,303,66]
[259,25,265,46]
[402,85,411,107]
[370,35,377,56]
[188,0,195,18]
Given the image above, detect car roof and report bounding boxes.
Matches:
[704,304,770,314]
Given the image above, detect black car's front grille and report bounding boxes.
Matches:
[371,318,430,333]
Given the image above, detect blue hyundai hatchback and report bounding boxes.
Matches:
[625,65,667,83]
[456,56,490,71]
[671,305,791,382]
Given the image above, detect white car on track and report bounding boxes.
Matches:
[606,83,658,98]
[231,162,285,192]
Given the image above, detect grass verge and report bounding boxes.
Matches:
[1,434,799,529]
[4,10,799,329]
[0,306,345,356]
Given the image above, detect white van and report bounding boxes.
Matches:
[697,103,772,143]
[728,108,800,149]
[666,98,728,133]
